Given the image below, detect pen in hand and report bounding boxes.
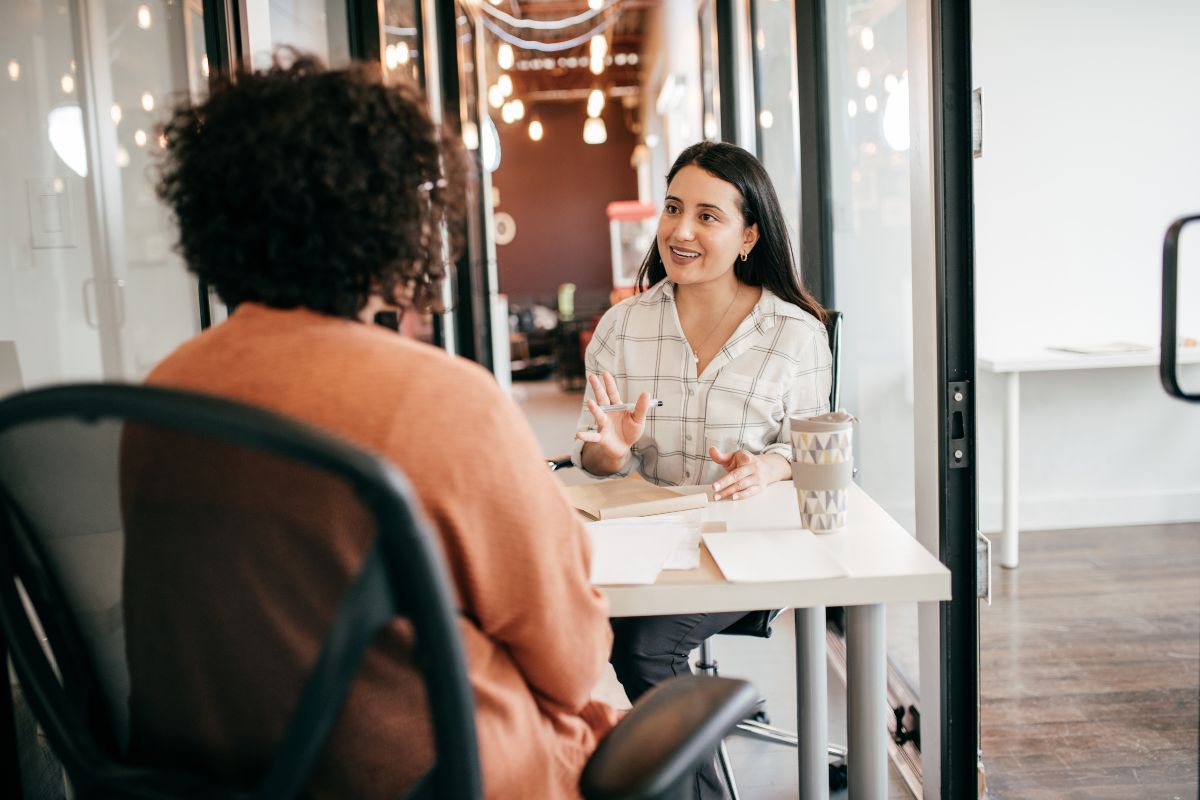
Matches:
[597,399,663,413]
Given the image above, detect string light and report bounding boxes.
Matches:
[487,84,505,108]
[136,4,151,29]
[498,43,514,70]
[497,73,513,97]
[397,42,410,64]
[60,74,74,94]
[7,60,19,81]
[141,91,155,111]
[864,94,878,113]
[134,129,147,147]
[759,109,774,129]
[510,98,525,120]
[111,103,122,125]
[528,119,543,141]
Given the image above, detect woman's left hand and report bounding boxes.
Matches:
[708,448,790,501]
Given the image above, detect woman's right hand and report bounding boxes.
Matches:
[575,372,652,473]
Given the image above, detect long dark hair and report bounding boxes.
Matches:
[635,141,827,325]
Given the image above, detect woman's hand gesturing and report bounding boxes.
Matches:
[575,372,653,475]
[709,447,790,501]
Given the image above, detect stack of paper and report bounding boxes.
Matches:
[702,531,847,582]
[565,474,708,520]
[586,520,696,585]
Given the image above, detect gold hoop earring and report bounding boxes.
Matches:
[739,251,748,262]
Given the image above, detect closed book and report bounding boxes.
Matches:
[564,474,708,520]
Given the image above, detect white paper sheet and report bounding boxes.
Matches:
[701,530,847,582]
[585,523,687,585]
[587,515,709,572]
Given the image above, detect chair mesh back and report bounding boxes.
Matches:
[0,409,439,796]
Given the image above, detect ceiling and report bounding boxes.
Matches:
[478,0,655,102]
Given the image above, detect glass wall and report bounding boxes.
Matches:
[751,0,801,265]
[245,0,350,68]
[0,0,209,389]
[383,0,421,85]
[823,0,917,682]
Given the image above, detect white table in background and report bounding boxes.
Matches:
[595,481,950,800]
[977,347,1200,568]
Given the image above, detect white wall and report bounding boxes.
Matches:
[972,0,1200,531]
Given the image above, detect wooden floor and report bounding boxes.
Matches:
[980,522,1200,799]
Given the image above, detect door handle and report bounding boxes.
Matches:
[1161,214,1200,403]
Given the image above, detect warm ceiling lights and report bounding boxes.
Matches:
[134,129,147,147]
[589,35,607,75]
[864,94,878,113]
[396,42,410,64]
[136,4,152,29]
[110,103,122,125]
[860,27,875,51]
[498,43,514,70]
[141,91,155,111]
[487,84,505,108]
[60,74,74,94]
[497,73,513,97]
[587,88,605,118]
[856,67,871,89]
[7,60,19,81]
[528,119,543,141]
[583,116,607,145]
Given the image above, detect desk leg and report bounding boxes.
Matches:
[1001,370,1020,569]
[795,606,829,800]
[846,604,886,800]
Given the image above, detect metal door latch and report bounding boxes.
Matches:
[977,530,992,605]
[948,381,971,469]
[893,704,920,747]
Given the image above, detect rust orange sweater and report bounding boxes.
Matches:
[125,303,617,798]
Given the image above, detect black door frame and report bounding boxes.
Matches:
[931,0,979,795]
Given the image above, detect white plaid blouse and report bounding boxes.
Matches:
[571,280,832,487]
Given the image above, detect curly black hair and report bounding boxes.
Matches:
[156,51,465,318]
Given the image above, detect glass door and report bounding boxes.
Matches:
[0,0,215,390]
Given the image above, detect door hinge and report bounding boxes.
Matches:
[948,380,971,469]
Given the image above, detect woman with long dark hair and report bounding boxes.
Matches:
[572,141,832,800]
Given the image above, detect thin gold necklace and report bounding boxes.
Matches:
[687,283,740,364]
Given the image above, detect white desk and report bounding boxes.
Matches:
[977,347,1200,568]
[595,481,950,800]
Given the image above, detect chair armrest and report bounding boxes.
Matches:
[546,454,575,471]
[579,675,758,800]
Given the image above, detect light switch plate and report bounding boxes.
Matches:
[27,178,75,249]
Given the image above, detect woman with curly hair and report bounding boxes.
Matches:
[125,52,618,799]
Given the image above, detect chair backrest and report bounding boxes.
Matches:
[0,384,481,799]
[825,310,843,412]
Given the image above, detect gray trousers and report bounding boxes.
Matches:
[610,612,751,800]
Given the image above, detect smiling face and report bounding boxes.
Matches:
[657,164,759,289]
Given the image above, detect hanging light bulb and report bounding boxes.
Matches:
[134,128,147,147]
[7,60,19,81]
[856,67,871,89]
[588,0,603,9]
[758,109,774,129]
[587,88,605,118]
[487,84,505,108]
[385,44,398,70]
[141,91,155,111]
[510,99,525,120]
[396,41,410,64]
[462,120,480,150]
[528,119,543,141]
[60,74,74,94]
[136,4,152,29]
[498,73,513,97]
[110,103,122,125]
[498,43,514,70]
[589,35,607,75]
[583,116,607,145]
[864,94,878,113]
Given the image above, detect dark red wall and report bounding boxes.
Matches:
[492,99,639,307]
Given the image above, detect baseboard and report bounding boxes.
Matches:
[978,489,1200,533]
[866,489,1200,537]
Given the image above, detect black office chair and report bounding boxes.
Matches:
[0,383,758,800]
[550,311,845,797]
